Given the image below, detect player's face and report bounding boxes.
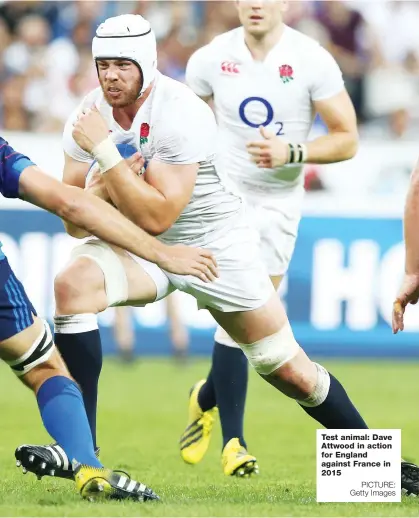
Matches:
[236,0,288,36]
[97,59,142,107]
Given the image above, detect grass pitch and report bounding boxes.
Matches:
[0,358,419,516]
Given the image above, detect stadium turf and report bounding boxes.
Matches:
[0,358,418,516]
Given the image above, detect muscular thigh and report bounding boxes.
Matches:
[67,238,167,309]
[111,246,159,304]
[0,315,44,362]
[0,256,37,344]
[210,292,287,345]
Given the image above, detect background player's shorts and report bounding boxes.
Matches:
[243,191,303,277]
[0,257,36,341]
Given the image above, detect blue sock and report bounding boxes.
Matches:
[55,325,102,450]
[37,376,102,467]
[198,342,248,449]
[299,373,368,429]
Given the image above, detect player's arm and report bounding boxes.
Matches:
[305,45,359,163]
[18,165,217,281]
[62,151,145,237]
[247,47,358,168]
[61,97,108,239]
[247,93,357,168]
[72,106,204,236]
[185,46,214,104]
[392,159,419,333]
[102,158,196,236]
[61,152,92,238]
[404,161,419,275]
[305,89,358,163]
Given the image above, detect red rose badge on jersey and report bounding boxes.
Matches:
[279,64,294,84]
[140,123,150,145]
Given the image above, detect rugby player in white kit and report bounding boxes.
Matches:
[179,1,419,491]
[16,12,374,487]
[180,0,358,476]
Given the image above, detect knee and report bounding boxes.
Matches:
[271,361,315,398]
[5,319,68,392]
[240,322,300,376]
[240,322,327,399]
[54,257,104,314]
[265,360,330,404]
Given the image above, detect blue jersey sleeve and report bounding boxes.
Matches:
[0,137,36,198]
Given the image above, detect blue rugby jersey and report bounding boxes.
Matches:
[0,137,36,259]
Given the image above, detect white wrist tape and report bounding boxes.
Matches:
[92,136,123,174]
[287,143,308,164]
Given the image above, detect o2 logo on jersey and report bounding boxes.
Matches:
[239,97,284,135]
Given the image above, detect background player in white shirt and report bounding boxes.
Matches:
[17,13,374,486]
[180,0,360,477]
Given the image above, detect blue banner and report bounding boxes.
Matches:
[0,209,417,358]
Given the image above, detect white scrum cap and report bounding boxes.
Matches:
[92,14,157,96]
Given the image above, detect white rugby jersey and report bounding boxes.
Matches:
[186,25,344,200]
[63,72,242,246]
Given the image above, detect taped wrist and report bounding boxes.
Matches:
[287,143,307,164]
[93,136,123,174]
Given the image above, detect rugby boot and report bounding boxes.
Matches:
[402,461,419,496]
[75,464,160,502]
[180,379,218,464]
[15,442,100,480]
[222,438,259,477]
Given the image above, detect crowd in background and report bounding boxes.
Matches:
[0,0,418,192]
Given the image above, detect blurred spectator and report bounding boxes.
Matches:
[356,1,419,135]
[0,1,45,34]
[113,306,136,364]
[3,14,51,75]
[1,74,28,130]
[0,0,417,196]
[0,17,11,53]
[315,2,372,121]
[52,1,106,39]
[304,166,325,192]
[203,1,238,34]
[3,14,51,129]
[284,0,323,41]
[0,17,11,86]
[113,295,189,364]
[130,1,203,81]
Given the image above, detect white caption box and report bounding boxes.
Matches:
[316,429,401,502]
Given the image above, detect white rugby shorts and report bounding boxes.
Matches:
[69,212,274,313]
[242,191,302,277]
